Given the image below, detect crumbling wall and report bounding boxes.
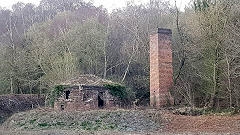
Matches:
[54,86,120,111]
[0,94,45,123]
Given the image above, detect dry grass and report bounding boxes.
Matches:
[2,108,163,134]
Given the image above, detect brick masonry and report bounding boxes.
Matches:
[54,85,121,111]
[150,28,174,107]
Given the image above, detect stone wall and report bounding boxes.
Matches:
[150,28,174,107]
[0,94,45,123]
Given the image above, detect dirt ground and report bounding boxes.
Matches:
[163,111,240,134]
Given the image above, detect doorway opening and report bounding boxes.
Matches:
[66,90,70,99]
[61,104,64,110]
[98,95,104,108]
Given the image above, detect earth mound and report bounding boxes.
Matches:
[3,108,163,133]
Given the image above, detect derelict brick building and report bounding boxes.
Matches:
[54,75,121,111]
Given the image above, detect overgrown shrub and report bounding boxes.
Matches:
[47,85,69,107]
[104,83,135,105]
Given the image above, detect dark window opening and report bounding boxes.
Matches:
[83,93,87,101]
[66,90,70,99]
[61,105,64,110]
[98,95,104,108]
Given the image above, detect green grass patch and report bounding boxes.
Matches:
[17,122,26,127]
[38,122,50,128]
[81,121,93,130]
[80,120,117,131]
[68,121,79,127]
[107,123,117,129]
[29,119,37,124]
[55,121,65,126]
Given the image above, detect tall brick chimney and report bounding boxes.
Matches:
[150,28,173,108]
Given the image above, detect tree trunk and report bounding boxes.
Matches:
[10,77,13,94]
[225,54,232,108]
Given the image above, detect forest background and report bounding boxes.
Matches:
[0,0,239,109]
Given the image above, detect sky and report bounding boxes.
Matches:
[0,0,191,11]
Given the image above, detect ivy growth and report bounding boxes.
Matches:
[104,84,127,99]
[104,83,135,105]
[48,85,69,107]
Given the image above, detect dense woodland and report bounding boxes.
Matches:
[0,0,239,109]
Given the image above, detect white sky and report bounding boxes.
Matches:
[0,0,191,11]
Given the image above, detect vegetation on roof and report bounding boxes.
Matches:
[104,83,135,104]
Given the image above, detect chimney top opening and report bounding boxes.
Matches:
[158,28,172,35]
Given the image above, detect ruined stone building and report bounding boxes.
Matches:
[150,28,174,108]
[54,75,121,111]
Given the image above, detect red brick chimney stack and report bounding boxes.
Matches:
[150,28,174,108]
